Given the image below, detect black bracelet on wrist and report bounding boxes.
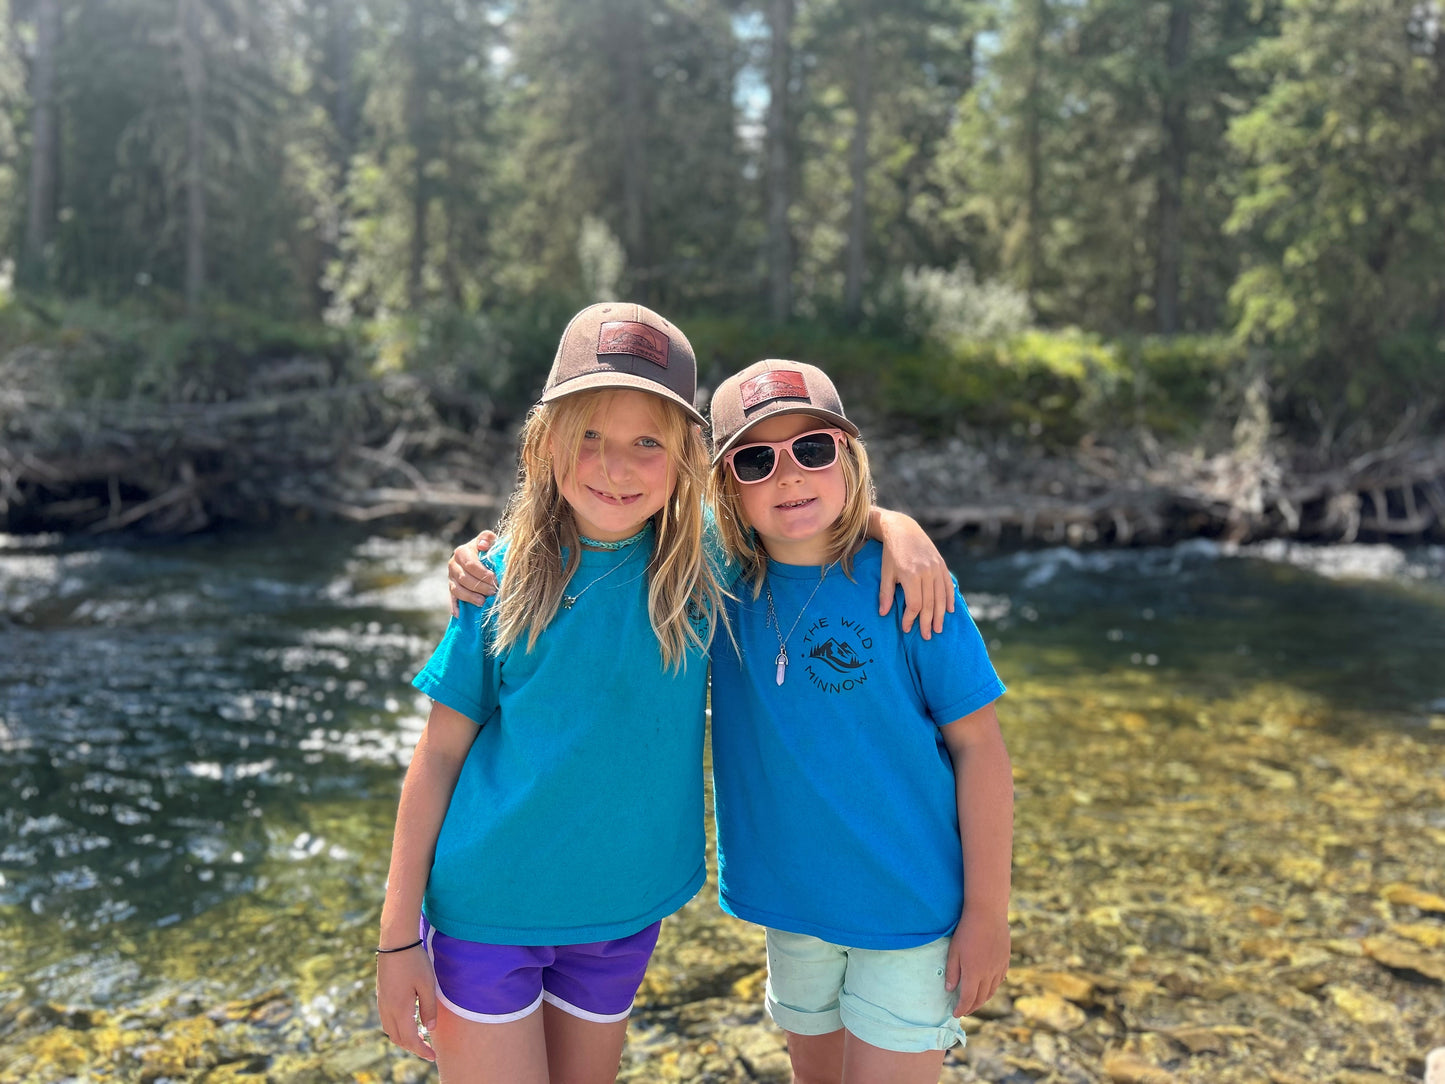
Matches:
[375,938,424,955]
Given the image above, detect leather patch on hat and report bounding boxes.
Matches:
[597,321,669,367]
[740,370,808,409]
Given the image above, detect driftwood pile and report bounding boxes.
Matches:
[868,432,1445,547]
[2,367,1443,546]
[867,430,1445,546]
[0,366,510,537]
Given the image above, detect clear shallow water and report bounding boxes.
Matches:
[963,539,1445,726]
[0,528,447,1009]
[1,528,1443,1012]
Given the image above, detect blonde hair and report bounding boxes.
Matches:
[491,389,722,670]
[708,418,876,597]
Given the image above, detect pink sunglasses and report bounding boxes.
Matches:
[724,428,848,484]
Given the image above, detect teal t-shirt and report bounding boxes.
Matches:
[709,540,1006,949]
[411,528,709,945]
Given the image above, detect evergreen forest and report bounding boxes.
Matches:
[2,0,1444,534]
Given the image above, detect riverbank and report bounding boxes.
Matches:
[2,658,1441,1083]
[3,366,1443,546]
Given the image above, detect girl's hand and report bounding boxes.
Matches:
[944,909,1010,1018]
[376,946,439,1062]
[875,510,954,638]
[447,530,499,616]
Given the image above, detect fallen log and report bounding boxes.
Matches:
[4,377,1442,545]
[1,375,512,535]
[879,437,1445,546]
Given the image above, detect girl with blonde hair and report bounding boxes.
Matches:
[377,303,724,1083]
[413,310,953,1083]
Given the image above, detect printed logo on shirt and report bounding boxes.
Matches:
[798,615,874,693]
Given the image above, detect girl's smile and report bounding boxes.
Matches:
[585,485,645,505]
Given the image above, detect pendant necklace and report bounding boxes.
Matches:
[562,539,647,609]
[763,564,832,686]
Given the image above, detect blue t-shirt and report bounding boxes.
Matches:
[412,528,709,945]
[709,539,1006,950]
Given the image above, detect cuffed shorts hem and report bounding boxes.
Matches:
[763,928,966,1054]
[765,990,843,1036]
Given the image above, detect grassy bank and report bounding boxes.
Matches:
[6,294,1439,450]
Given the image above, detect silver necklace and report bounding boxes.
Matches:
[763,565,832,685]
[562,547,646,609]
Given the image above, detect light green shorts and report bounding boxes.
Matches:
[763,928,966,1053]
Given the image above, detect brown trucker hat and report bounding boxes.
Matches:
[708,359,859,464]
[540,302,705,425]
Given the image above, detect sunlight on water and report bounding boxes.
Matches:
[1,528,1443,1082]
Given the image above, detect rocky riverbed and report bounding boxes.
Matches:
[2,677,1440,1084]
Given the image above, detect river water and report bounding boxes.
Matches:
[1,528,1443,1083]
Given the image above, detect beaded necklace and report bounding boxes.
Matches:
[578,526,650,551]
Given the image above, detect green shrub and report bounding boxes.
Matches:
[679,317,1253,448]
[1117,335,1250,438]
[1,296,354,405]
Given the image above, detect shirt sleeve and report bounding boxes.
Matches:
[410,552,505,726]
[903,577,1006,728]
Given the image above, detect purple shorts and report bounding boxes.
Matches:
[421,917,661,1024]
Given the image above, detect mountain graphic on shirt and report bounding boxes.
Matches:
[807,638,866,674]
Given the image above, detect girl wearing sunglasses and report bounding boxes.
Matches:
[707,359,1013,1084]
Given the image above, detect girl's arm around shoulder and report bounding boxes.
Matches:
[376,703,480,1062]
[417,562,507,724]
[867,507,954,639]
[940,702,1013,1019]
[447,530,500,615]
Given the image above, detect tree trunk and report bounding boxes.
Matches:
[179,0,206,316]
[615,0,648,298]
[1021,0,1046,308]
[329,0,356,165]
[766,0,795,322]
[406,0,427,309]
[1154,0,1190,334]
[22,0,61,283]
[1434,35,1445,335]
[843,4,874,322]
[443,136,464,306]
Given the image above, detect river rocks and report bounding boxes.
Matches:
[1009,968,1099,1006]
[1102,1050,1176,1084]
[1382,882,1445,914]
[1015,992,1088,1032]
[3,655,1442,1082]
[1325,984,1397,1026]
[1361,936,1445,982]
